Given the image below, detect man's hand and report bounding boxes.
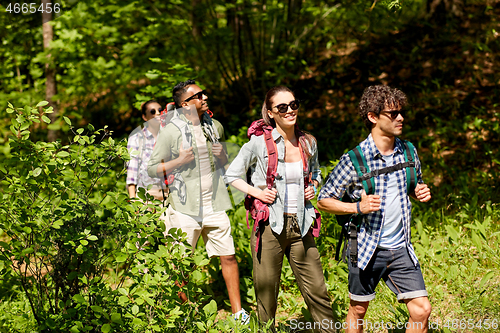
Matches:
[178,146,195,165]
[257,188,278,204]
[359,190,381,214]
[414,183,431,202]
[305,186,315,201]
[212,143,225,159]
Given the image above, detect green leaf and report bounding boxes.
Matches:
[63,116,72,126]
[471,231,483,250]
[77,128,84,134]
[91,305,103,313]
[444,225,459,243]
[101,324,111,333]
[203,300,217,316]
[76,246,84,254]
[33,168,42,177]
[88,235,98,241]
[115,253,128,262]
[73,294,86,304]
[36,101,49,108]
[479,271,494,289]
[111,313,122,323]
[42,115,51,123]
[57,151,70,158]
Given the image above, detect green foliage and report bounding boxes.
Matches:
[0,102,222,332]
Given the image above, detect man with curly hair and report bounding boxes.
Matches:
[318,85,432,333]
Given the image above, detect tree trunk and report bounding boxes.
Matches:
[42,0,58,142]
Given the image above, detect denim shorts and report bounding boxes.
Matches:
[348,246,428,302]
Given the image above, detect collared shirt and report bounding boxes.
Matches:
[318,134,423,270]
[225,128,322,237]
[126,125,164,190]
[147,114,232,216]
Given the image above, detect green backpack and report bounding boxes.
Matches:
[335,140,417,266]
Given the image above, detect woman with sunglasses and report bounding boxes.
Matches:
[225,86,335,331]
[126,100,166,199]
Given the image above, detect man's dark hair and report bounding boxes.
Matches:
[172,79,196,108]
[358,85,408,130]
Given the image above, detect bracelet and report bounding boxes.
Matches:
[312,184,317,195]
[356,201,361,215]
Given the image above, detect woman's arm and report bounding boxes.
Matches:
[226,137,277,204]
[230,179,277,204]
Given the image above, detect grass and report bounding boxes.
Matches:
[214,196,500,333]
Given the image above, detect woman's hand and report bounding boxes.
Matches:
[257,188,278,204]
[305,186,315,201]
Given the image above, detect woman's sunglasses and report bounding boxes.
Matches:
[380,109,405,120]
[272,100,300,114]
[184,90,207,103]
[148,107,164,115]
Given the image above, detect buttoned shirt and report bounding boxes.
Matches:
[126,125,164,190]
[147,114,232,216]
[225,128,322,237]
[318,134,423,270]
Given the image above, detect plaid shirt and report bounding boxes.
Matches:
[318,134,423,270]
[126,125,164,190]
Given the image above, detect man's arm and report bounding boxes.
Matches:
[148,127,194,179]
[317,153,381,215]
[410,183,431,202]
[318,191,381,215]
[212,143,228,167]
[409,146,431,202]
[127,184,137,198]
[154,146,194,177]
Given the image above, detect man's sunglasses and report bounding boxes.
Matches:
[184,90,207,103]
[380,109,405,120]
[148,107,164,115]
[272,100,300,114]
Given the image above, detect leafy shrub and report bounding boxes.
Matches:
[0,102,220,332]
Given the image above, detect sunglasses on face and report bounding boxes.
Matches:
[272,100,300,114]
[148,107,164,115]
[184,90,207,103]
[380,109,405,120]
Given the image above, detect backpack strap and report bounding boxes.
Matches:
[298,142,322,238]
[348,146,374,195]
[401,140,417,194]
[263,128,278,189]
[170,116,192,150]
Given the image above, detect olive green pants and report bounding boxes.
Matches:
[251,215,335,332]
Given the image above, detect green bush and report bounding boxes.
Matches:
[0,102,223,332]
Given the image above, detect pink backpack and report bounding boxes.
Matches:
[244,120,321,253]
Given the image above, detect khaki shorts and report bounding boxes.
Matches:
[167,209,235,258]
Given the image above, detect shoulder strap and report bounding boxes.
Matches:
[402,140,417,194]
[348,146,374,195]
[170,116,192,150]
[263,129,278,189]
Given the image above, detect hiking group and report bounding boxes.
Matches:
[126,80,432,332]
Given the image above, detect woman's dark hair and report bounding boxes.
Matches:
[261,86,316,159]
[141,100,159,116]
[358,85,408,130]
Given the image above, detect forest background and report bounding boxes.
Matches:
[0,0,499,332]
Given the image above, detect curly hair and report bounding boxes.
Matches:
[172,79,197,108]
[358,85,408,130]
[261,86,316,159]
